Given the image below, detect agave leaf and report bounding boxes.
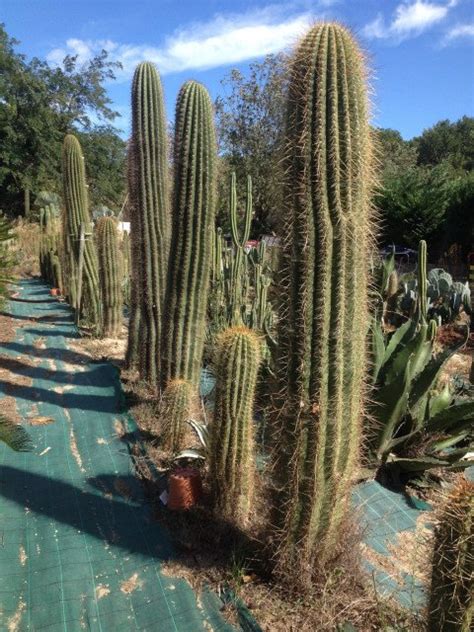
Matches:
[173,449,206,461]
[426,400,474,433]
[385,455,449,472]
[187,419,210,449]
[373,360,412,459]
[384,323,425,386]
[382,318,415,370]
[370,318,385,384]
[408,326,469,411]
[428,431,470,452]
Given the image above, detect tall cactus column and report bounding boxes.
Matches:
[62,134,100,324]
[272,23,374,578]
[97,217,123,337]
[161,80,217,391]
[126,62,170,382]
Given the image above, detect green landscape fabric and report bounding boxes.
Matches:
[0,279,238,631]
[353,481,431,611]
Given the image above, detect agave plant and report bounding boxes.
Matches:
[369,241,474,479]
[173,419,209,462]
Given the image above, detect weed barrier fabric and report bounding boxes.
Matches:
[353,481,431,610]
[0,280,238,631]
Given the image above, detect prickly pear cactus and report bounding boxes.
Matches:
[272,23,375,578]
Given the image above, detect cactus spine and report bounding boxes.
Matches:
[161,80,217,391]
[96,217,123,337]
[429,478,473,632]
[272,24,374,575]
[209,327,261,523]
[62,134,99,324]
[126,62,170,381]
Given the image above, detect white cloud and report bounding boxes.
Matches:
[443,22,474,43]
[363,1,458,41]
[47,7,314,80]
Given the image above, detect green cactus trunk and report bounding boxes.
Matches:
[62,134,99,324]
[159,379,193,453]
[121,229,131,306]
[272,23,374,575]
[209,326,261,523]
[429,478,473,632]
[126,62,170,381]
[161,80,217,391]
[96,217,123,337]
[418,240,428,321]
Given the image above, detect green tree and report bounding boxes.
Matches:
[0,23,124,216]
[376,128,418,178]
[377,164,454,248]
[415,116,474,171]
[215,54,287,234]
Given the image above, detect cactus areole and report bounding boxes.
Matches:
[272,23,374,575]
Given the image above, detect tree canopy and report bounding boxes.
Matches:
[0,23,126,217]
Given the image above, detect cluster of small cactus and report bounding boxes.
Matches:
[96,216,123,337]
[209,326,261,523]
[271,23,374,575]
[428,477,473,632]
[126,62,170,381]
[209,173,273,338]
[62,134,100,325]
[39,205,62,292]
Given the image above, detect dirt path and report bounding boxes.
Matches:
[0,280,235,632]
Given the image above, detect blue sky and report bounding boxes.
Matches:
[1,0,473,139]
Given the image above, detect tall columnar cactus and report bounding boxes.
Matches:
[418,239,428,321]
[62,134,99,324]
[272,23,374,575]
[429,477,473,632]
[121,229,131,306]
[229,173,252,325]
[209,327,261,523]
[96,217,123,337]
[161,80,217,391]
[126,62,170,381]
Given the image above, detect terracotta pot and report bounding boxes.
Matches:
[50,288,59,297]
[167,468,203,510]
